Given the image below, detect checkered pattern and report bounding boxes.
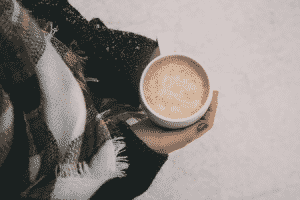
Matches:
[97,104,148,131]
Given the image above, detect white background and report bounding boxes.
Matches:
[70,0,300,199]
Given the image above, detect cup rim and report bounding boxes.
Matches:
[140,52,212,122]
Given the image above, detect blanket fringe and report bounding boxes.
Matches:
[112,136,129,177]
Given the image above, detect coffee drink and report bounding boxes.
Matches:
[143,55,209,119]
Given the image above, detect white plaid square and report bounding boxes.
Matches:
[126,117,139,126]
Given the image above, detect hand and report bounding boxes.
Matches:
[130,90,219,154]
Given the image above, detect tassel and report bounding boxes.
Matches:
[51,137,129,200]
[112,136,129,177]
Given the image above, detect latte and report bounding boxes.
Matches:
[143,56,208,119]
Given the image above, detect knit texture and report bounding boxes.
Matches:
[1,1,163,198]
[19,0,159,108]
[24,33,111,182]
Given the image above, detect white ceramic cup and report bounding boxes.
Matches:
[139,32,213,129]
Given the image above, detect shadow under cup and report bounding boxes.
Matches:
[140,54,212,129]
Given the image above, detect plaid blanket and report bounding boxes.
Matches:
[22,102,152,199]
[0,1,162,198]
[20,25,154,198]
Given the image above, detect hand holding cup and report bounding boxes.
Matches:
[139,32,214,129]
[131,90,219,154]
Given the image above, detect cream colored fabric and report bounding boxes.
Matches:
[51,137,129,200]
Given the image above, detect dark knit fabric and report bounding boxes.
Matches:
[90,119,168,200]
[0,2,109,197]
[19,0,159,108]
[0,1,47,196]
[0,102,31,199]
[0,0,46,112]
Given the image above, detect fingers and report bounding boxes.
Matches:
[171,90,219,133]
[179,90,219,144]
[130,91,219,154]
[198,90,219,128]
[197,123,209,133]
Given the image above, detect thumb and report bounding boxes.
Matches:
[197,123,208,132]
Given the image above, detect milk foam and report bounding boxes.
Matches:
[143,59,206,119]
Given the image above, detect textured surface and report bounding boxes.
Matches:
[71,0,300,199]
